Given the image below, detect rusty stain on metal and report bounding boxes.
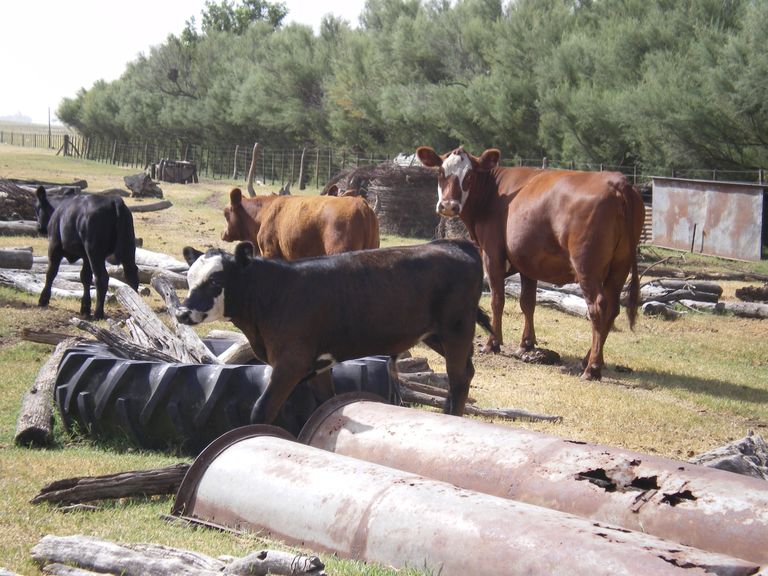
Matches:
[652,177,765,261]
[172,426,762,576]
[298,394,768,565]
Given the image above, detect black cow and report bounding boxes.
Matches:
[177,240,493,425]
[35,186,140,319]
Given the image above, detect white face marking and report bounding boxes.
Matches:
[184,253,227,323]
[437,151,472,213]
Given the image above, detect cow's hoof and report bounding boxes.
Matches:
[481,341,501,354]
[580,365,602,381]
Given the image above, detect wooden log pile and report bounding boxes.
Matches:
[504,274,768,320]
[0,180,36,220]
[366,164,439,239]
[326,163,440,238]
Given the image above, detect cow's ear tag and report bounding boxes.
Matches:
[235,242,255,266]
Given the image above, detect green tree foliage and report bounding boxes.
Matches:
[57,0,768,172]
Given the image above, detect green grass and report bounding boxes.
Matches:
[1,146,767,573]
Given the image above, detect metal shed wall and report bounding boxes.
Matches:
[651,177,765,261]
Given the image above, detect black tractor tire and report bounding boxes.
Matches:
[54,340,396,454]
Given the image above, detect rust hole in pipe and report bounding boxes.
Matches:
[576,467,660,494]
[660,490,697,506]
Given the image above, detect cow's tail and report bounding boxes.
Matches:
[623,182,643,331]
[476,307,495,336]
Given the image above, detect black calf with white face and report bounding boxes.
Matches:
[176,239,491,426]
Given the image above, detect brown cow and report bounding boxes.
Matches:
[416,146,645,380]
[221,187,380,259]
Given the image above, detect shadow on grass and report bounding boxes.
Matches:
[555,354,768,407]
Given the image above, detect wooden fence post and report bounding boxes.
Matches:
[298,147,306,190]
[232,144,239,179]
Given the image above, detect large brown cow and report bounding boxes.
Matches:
[221,187,380,259]
[416,146,645,380]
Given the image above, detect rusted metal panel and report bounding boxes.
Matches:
[651,177,765,261]
[173,425,761,576]
[299,394,768,565]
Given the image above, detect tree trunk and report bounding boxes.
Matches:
[246,142,259,197]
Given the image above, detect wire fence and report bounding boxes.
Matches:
[2,129,766,189]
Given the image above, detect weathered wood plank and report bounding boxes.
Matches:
[31,464,190,505]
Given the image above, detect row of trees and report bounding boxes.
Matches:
[58,0,768,172]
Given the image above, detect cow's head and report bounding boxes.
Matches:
[34,186,55,235]
[176,242,255,325]
[416,146,500,218]
[222,187,260,246]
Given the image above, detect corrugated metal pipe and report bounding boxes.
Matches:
[298,393,768,565]
[172,425,763,576]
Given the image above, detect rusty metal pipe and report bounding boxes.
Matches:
[298,394,768,565]
[173,425,761,576]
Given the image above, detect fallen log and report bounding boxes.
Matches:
[108,264,187,289]
[678,299,768,319]
[641,301,681,320]
[41,563,103,575]
[399,377,476,404]
[31,534,327,576]
[505,277,588,318]
[640,280,721,304]
[128,199,173,213]
[399,387,562,423]
[0,269,99,300]
[135,248,188,272]
[21,328,74,346]
[395,356,430,373]
[639,266,768,283]
[0,220,38,236]
[217,340,257,364]
[31,463,190,505]
[15,338,82,447]
[0,247,33,269]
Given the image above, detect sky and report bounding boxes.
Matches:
[0,0,366,125]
